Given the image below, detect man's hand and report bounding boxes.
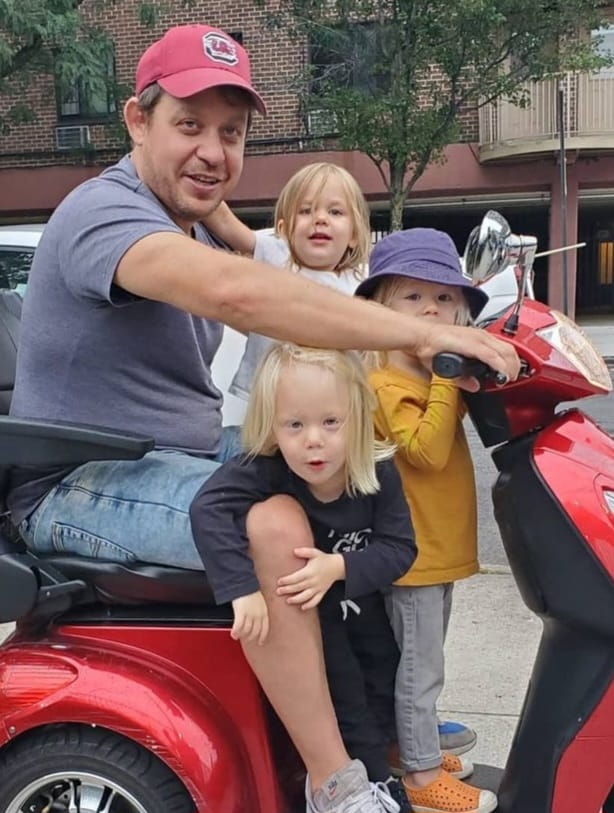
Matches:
[231,590,270,645]
[415,323,520,391]
[277,549,345,610]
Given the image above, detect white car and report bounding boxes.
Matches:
[0,224,46,295]
[474,265,522,323]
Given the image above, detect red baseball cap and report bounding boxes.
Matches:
[135,24,267,115]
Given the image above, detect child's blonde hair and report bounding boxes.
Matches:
[273,163,371,275]
[364,276,472,368]
[242,343,394,496]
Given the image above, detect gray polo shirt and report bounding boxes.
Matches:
[9,155,226,519]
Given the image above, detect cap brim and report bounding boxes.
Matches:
[159,68,267,116]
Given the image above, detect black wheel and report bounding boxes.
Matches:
[0,724,194,813]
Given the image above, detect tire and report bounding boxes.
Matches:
[0,724,194,813]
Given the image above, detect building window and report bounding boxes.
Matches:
[598,240,614,285]
[57,50,117,122]
[309,23,389,97]
[591,25,614,79]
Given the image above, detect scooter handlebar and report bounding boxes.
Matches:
[433,352,508,386]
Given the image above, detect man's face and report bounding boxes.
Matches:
[128,87,249,232]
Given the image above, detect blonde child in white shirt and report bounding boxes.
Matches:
[203,162,371,398]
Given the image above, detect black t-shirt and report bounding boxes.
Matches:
[190,453,416,604]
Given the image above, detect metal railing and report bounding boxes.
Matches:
[479,72,614,152]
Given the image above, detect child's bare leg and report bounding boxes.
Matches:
[405,767,440,786]
[242,495,350,789]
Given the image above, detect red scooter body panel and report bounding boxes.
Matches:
[527,411,614,813]
[465,298,613,812]
[532,411,614,579]
[480,301,612,441]
[551,678,614,812]
[0,623,287,813]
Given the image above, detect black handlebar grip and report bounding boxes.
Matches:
[433,352,507,385]
[432,352,489,379]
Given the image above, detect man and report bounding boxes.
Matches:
[8,23,518,813]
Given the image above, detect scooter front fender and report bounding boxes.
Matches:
[0,630,280,813]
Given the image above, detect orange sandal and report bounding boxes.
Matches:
[388,746,473,780]
[402,769,498,813]
[441,751,473,780]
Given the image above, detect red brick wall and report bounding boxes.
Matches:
[0,0,479,169]
[0,0,307,168]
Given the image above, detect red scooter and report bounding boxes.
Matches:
[0,212,611,813]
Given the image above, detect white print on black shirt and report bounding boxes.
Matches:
[328,529,371,621]
[340,599,361,620]
[328,527,372,554]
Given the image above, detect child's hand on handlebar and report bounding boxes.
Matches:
[231,590,270,645]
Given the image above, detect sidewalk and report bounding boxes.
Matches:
[579,319,614,363]
[439,571,541,769]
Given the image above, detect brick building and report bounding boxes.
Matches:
[1,0,614,314]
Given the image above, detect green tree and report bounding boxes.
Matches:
[0,0,116,130]
[273,0,610,230]
[0,0,194,132]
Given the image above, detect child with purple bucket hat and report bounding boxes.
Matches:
[356,228,497,813]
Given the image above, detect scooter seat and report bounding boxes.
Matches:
[0,540,224,623]
[38,554,218,607]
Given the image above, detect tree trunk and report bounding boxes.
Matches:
[388,161,407,232]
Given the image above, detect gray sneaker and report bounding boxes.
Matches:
[437,719,478,755]
[306,759,400,813]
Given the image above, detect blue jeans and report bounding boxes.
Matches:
[19,426,241,569]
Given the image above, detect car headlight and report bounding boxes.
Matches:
[537,311,612,392]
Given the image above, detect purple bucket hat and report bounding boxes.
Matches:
[355,227,488,319]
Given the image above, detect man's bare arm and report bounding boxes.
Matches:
[115,231,520,382]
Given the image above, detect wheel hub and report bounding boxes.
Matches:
[7,772,148,813]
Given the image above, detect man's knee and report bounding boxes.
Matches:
[247,495,313,552]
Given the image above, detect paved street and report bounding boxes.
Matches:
[473,367,613,568]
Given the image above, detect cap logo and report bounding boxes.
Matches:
[203,32,239,66]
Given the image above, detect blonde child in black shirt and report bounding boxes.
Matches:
[190,343,416,813]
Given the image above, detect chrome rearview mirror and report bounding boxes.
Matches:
[463,210,512,283]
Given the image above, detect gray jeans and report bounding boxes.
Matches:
[386,583,453,772]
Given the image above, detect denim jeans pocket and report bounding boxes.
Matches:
[51,522,138,562]
[18,518,32,547]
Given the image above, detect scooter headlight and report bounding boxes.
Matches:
[605,490,614,515]
[537,311,612,392]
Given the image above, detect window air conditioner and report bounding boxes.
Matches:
[306,109,339,136]
[55,125,91,150]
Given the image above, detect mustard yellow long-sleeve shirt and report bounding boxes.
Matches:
[369,364,478,586]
